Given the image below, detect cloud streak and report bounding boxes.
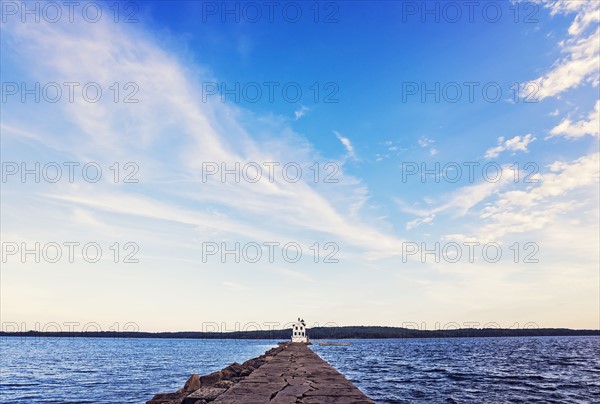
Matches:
[549,100,600,139]
[485,134,536,159]
[333,130,356,159]
[1,14,404,261]
[526,1,600,99]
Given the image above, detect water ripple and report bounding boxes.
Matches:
[311,336,600,403]
[1,336,598,403]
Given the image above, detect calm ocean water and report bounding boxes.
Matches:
[1,336,598,403]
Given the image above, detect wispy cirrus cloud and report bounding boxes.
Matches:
[1,15,403,262]
[484,134,536,159]
[401,152,599,242]
[477,152,599,241]
[294,106,309,120]
[541,0,600,36]
[417,136,438,156]
[397,170,516,229]
[333,130,356,159]
[549,100,600,139]
[525,1,600,99]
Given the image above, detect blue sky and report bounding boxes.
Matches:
[1,1,598,332]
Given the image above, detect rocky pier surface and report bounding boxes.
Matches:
[147,342,374,404]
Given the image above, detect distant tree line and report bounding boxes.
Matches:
[1,326,598,339]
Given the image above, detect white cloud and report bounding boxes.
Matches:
[1,16,407,263]
[549,100,600,139]
[417,136,438,156]
[484,134,536,159]
[477,152,599,240]
[397,171,515,229]
[400,152,599,242]
[294,106,309,120]
[333,130,356,158]
[406,214,435,230]
[525,2,600,99]
[541,0,600,36]
[418,136,434,148]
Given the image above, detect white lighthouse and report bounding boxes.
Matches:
[291,318,308,343]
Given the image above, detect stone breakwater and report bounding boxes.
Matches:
[147,342,373,404]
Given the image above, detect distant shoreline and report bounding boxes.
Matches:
[1,327,598,340]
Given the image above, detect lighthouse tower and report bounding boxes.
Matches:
[291,318,308,343]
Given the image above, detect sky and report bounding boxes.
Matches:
[1,0,598,332]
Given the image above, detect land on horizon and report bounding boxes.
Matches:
[2,326,598,340]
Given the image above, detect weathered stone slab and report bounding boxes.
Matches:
[149,342,373,404]
[275,383,312,397]
[270,396,299,404]
[199,371,222,387]
[303,397,374,404]
[213,343,373,403]
[305,387,371,397]
[182,387,227,403]
[147,392,186,403]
